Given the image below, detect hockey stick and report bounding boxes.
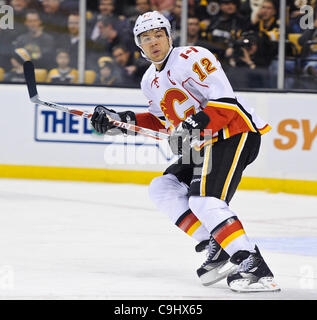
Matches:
[23,61,170,141]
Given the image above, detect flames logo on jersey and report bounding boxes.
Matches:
[160,89,195,126]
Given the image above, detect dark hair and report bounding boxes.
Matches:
[26,9,41,20]
[112,43,129,53]
[99,0,115,5]
[187,15,199,21]
[136,0,150,4]
[56,48,70,56]
[263,0,277,10]
[220,0,240,8]
[98,16,118,29]
[68,11,79,16]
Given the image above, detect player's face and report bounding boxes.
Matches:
[139,29,170,64]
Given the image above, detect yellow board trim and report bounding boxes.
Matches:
[0,165,317,196]
[220,229,245,248]
[0,164,160,185]
[220,132,248,200]
[187,220,202,236]
[239,177,317,196]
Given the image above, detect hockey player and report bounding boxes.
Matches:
[91,11,280,292]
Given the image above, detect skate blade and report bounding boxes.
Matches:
[201,262,237,286]
[229,277,281,293]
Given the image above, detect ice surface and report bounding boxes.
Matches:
[0,178,316,300]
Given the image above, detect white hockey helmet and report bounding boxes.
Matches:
[133,11,173,63]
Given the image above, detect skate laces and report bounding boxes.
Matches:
[236,254,257,273]
[201,239,218,267]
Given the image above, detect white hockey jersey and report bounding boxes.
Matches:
[135,46,271,143]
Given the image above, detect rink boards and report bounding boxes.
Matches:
[0,84,316,195]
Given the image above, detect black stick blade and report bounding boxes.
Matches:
[23,61,38,99]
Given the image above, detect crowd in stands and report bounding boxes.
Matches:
[0,0,317,89]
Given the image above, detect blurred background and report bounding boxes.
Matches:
[1,0,317,91]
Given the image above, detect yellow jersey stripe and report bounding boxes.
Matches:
[258,124,272,135]
[224,125,230,139]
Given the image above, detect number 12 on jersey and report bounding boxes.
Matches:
[193,58,216,81]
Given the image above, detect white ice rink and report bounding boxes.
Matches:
[0,178,316,300]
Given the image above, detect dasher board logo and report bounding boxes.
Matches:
[34,102,96,143]
[34,102,175,161]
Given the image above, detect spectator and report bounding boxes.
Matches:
[195,1,222,30]
[227,31,274,68]
[90,0,129,41]
[287,0,316,34]
[135,0,151,15]
[149,0,176,15]
[237,0,253,20]
[47,49,78,84]
[4,48,31,82]
[126,0,152,27]
[40,0,70,42]
[10,0,30,11]
[225,31,273,87]
[88,16,135,60]
[249,0,264,24]
[95,56,123,86]
[112,43,149,84]
[166,0,182,40]
[206,0,250,59]
[174,16,222,55]
[59,0,80,13]
[4,0,30,53]
[10,0,30,17]
[60,12,80,68]
[251,0,279,40]
[9,0,30,33]
[114,0,136,16]
[298,16,317,77]
[14,10,55,68]
[0,27,13,71]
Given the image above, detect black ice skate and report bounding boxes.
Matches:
[196,238,237,286]
[227,245,281,292]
